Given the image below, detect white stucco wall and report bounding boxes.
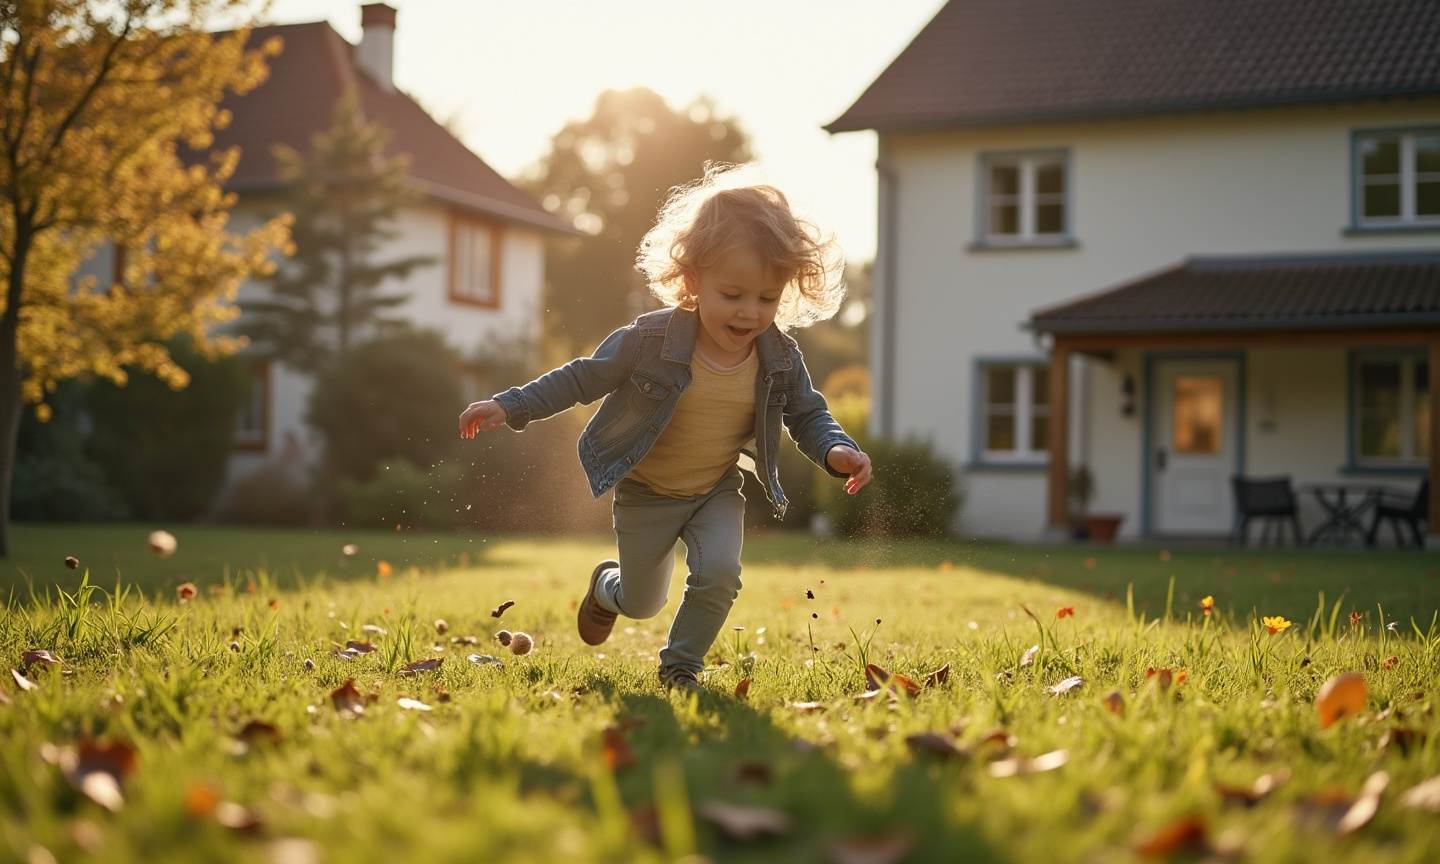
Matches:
[875,98,1440,539]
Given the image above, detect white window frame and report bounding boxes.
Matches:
[234,359,270,451]
[1352,350,1429,466]
[1354,127,1440,228]
[450,212,501,307]
[976,360,1050,464]
[979,149,1070,246]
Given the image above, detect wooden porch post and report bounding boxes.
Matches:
[1048,340,1071,530]
[1430,340,1440,545]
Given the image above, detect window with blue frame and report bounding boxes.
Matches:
[1355,128,1440,228]
[1353,351,1429,466]
[977,361,1050,463]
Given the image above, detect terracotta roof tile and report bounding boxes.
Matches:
[205,21,573,233]
[828,0,1440,133]
[1029,252,1440,333]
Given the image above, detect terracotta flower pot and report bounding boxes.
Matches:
[1084,514,1125,544]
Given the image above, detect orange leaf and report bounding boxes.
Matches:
[184,781,222,818]
[329,679,367,717]
[1316,672,1367,729]
[734,677,751,700]
[1381,656,1399,670]
[1103,690,1125,717]
[601,727,634,771]
[1133,815,1209,857]
[236,720,283,747]
[864,664,919,697]
[398,658,443,676]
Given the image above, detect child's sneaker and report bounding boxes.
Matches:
[658,664,703,695]
[577,559,619,645]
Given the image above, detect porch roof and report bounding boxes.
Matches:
[1028,252,1440,336]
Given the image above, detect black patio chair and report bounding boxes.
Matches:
[1366,477,1429,549]
[1229,475,1304,546]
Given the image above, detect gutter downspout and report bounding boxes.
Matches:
[875,138,899,440]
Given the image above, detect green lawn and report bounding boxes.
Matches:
[2,523,1439,863]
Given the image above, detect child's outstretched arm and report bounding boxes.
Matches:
[826,444,873,495]
[459,400,508,438]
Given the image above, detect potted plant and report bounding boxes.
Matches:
[1069,464,1125,544]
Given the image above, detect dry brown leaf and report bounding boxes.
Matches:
[1336,771,1389,835]
[734,677,751,700]
[329,679,367,717]
[695,800,793,840]
[1316,672,1367,729]
[601,727,635,771]
[988,749,1069,778]
[21,650,62,671]
[43,738,138,813]
[1103,690,1125,717]
[343,640,378,654]
[825,832,914,864]
[732,762,772,785]
[1293,771,1389,835]
[865,664,920,697]
[1214,771,1288,808]
[976,729,1018,755]
[236,720,283,747]
[924,663,950,688]
[398,658,443,676]
[1020,645,1039,667]
[1398,774,1440,812]
[1132,815,1209,857]
[1048,675,1085,695]
[490,599,515,618]
[1379,727,1425,756]
[904,732,965,759]
[65,556,80,570]
[790,701,828,714]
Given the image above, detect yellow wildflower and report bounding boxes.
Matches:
[1200,596,1215,616]
[1262,615,1292,635]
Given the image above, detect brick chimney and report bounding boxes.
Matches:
[357,3,397,92]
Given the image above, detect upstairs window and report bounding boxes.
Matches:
[1353,351,1429,466]
[977,360,1050,463]
[980,150,1069,245]
[234,360,270,451]
[1356,129,1440,228]
[450,213,501,307]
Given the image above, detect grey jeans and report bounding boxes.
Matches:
[592,467,746,676]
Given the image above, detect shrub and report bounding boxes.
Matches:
[338,458,468,532]
[816,436,963,539]
[213,461,315,527]
[83,337,249,521]
[12,384,130,522]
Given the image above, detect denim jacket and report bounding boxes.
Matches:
[493,306,858,519]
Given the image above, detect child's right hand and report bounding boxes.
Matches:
[459,400,508,438]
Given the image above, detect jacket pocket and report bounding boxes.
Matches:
[589,371,669,453]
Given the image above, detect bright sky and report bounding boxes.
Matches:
[252,0,949,263]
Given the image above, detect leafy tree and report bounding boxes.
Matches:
[520,87,751,353]
[0,0,290,555]
[243,91,433,372]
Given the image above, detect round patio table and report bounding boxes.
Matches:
[1299,482,1394,546]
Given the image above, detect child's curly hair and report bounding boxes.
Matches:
[636,162,846,331]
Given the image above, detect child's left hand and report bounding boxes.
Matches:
[827,445,872,495]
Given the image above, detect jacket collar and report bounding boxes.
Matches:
[661,307,794,373]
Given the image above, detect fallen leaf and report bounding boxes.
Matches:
[65,556,80,570]
[176,582,197,601]
[1293,771,1389,835]
[361,624,387,635]
[1020,645,1039,667]
[1146,667,1174,691]
[329,679,367,718]
[1379,727,1425,756]
[601,727,635,771]
[1048,675,1085,695]
[1398,774,1440,812]
[976,729,1018,754]
[10,668,38,692]
[988,748,1069,778]
[466,653,504,668]
[21,650,62,671]
[734,677,751,700]
[789,701,828,714]
[267,838,322,864]
[1133,815,1209,857]
[42,738,138,813]
[396,697,433,711]
[1214,771,1288,807]
[1381,656,1399,670]
[1103,690,1125,716]
[490,600,516,618]
[184,781,222,818]
[1336,771,1389,836]
[732,762,772,785]
[695,800,793,840]
[236,720,283,747]
[1316,672,1367,729]
[215,800,264,834]
[824,831,915,864]
[398,658,443,676]
[147,530,177,558]
[343,640,378,654]
[904,732,965,759]
[864,664,920,697]
[924,663,950,688]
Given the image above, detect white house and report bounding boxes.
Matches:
[828,0,1440,544]
[210,4,575,493]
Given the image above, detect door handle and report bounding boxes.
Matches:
[1156,449,1168,471]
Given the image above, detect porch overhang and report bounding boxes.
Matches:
[1025,252,1440,541]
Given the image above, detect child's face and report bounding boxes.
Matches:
[688,246,785,364]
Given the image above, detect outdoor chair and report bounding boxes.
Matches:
[1366,477,1429,549]
[1229,475,1304,546]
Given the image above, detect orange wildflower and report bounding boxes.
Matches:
[1200,595,1214,616]
[176,582,197,601]
[1056,606,1075,619]
[1262,615,1292,635]
[377,560,393,579]
[1349,611,1362,628]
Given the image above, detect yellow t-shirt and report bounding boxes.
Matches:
[629,348,757,497]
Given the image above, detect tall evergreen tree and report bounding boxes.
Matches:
[244,91,433,371]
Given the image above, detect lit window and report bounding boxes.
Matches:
[979,361,1050,462]
[1354,352,1429,464]
[981,151,1069,244]
[1356,129,1440,227]
[234,360,270,451]
[451,214,501,307]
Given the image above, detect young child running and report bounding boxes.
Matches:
[458,162,872,693]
